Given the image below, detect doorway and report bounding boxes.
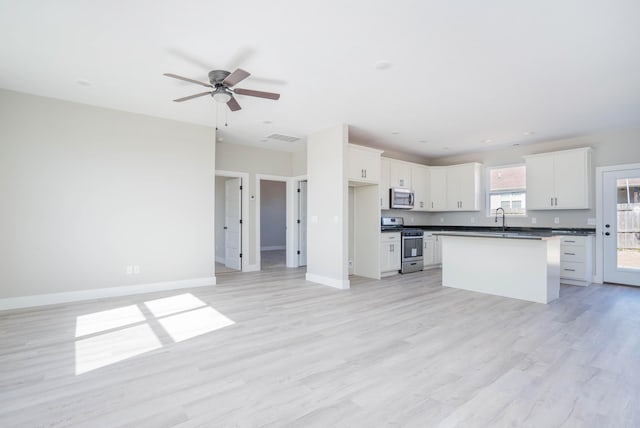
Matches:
[259,179,287,270]
[602,166,640,286]
[215,172,248,275]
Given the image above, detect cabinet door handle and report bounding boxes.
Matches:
[564,240,575,243]
[364,169,367,178]
[550,197,553,206]
[390,244,394,252]
[555,197,558,206]
[563,268,576,272]
[432,201,434,208]
[564,252,576,256]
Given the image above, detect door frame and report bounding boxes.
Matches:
[255,174,292,270]
[289,175,308,268]
[215,170,250,272]
[595,162,640,284]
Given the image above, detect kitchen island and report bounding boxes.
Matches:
[435,231,560,304]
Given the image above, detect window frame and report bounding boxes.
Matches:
[486,163,527,217]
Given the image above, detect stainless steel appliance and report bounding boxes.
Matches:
[381,216,404,230]
[401,229,424,273]
[390,188,414,209]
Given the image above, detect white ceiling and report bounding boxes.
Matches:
[1,1,639,157]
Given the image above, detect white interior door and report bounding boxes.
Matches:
[603,168,640,286]
[225,178,242,270]
[298,180,307,266]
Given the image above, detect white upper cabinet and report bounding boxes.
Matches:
[427,167,448,211]
[411,164,429,211]
[525,148,592,210]
[446,163,482,211]
[348,144,382,183]
[380,158,390,209]
[389,160,412,189]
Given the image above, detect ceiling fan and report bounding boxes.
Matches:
[163,68,280,111]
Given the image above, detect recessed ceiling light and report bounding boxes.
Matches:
[483,139,492,144]
[513,143,521,146]
[375,60,391,70]
[523,131,536,136]
[418,140,428,144]
[76,79,91,86]
[391,131,400,135]
[260,139,268,142]
[443,146,450,151]
[263,120,272,125]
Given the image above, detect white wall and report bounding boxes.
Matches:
[216,142,295,268]
[260,180,286,249]
[0,89,216,300]
[306,125,349,289]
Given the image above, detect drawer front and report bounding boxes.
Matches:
[381,233,401,243]
[560,236,587,246]
[560,245,586,262]
[561,261,586,279]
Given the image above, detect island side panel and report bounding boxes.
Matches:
[441,235,560,304]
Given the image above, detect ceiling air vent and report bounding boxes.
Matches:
[267,133,300,143]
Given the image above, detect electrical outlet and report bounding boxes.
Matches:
[348,260,353,268]
[126,265,133,275]
[410,217,414,223]
[587,218,596,225]
[531,217,537,224]
[440,217,444,223]
[554,217,560,224]
[133,265,140,274]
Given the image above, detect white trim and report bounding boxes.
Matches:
[0,276,217,311]
[261,245,286,251]
[305,273,350,290]
[595,162,640,285]
[243,264,260,272]
[215,170,250,273]
[255,174,290,271]
[288,175,308,268]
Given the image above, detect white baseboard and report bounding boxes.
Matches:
[305,273,350,290]
[261,246,286,251]
[243,264,260,272]
[215,256,225,264]
[0,276,217,311]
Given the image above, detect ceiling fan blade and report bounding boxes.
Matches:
[173,91,212,102]
[223,68,250,87]
[233,88,280,100]
[227,96,242,111]
[163,73,212,88]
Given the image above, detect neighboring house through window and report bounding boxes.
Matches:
[488,164,526,216]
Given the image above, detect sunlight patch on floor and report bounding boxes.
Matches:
[74,293,234,375]
[75,324,161,374]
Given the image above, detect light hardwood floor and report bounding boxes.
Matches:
[1,268,640,427]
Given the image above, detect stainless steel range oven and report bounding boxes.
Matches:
[401,229,424,273]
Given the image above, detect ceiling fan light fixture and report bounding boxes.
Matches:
[212,88,232,103]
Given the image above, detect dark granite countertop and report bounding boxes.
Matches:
[381,225,595,236]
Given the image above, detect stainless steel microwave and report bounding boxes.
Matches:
[390,187,414,209]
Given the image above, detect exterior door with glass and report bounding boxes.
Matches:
[603,168,640,286]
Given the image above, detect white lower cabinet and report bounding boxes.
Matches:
[560,235,594,285]
[380,232,401,276]
[423,232,442,269]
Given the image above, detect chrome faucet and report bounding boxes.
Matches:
[495,207,506,231]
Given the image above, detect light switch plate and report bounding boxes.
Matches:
[531,217,537,224]
[554,217,560,224]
